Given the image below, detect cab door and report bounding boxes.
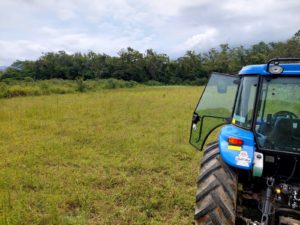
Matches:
[190,73,239,150]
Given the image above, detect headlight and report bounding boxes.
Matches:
[269,65,284,74]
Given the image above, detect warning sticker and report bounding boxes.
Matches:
[235,151,251,167]
[228,145,242,151]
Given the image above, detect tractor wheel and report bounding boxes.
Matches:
[195,141,238,225]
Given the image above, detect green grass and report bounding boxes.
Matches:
[0,79,140,98]
[0,86,204,225]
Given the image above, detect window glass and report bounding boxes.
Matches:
[255,77,300,152]
[190,73,239,150]
[233,76,258,129]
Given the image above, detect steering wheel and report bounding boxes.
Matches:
[273,111,298,119]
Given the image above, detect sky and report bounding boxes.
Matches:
[0,0,299,66]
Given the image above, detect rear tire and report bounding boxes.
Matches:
[195,142,238,225]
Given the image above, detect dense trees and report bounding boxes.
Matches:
[2,33,300,84]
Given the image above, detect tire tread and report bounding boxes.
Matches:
[194,142,237,225]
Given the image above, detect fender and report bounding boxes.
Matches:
[219,124,255,170]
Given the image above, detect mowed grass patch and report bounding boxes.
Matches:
[0,86,203,225]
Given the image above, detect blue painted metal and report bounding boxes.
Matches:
[218,62,299,170]
[219,124,255,170]
[239,64,300,75]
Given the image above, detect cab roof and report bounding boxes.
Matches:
[239,64,300,76]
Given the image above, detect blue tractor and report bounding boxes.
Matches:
[189,58,300,225]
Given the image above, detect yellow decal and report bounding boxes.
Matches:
[228,145,242,151]
[232,118,236,124]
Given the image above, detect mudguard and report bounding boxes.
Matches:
[219,124,255,170]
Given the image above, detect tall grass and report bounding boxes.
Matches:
[0,86,203,224]
[0,79,139,98]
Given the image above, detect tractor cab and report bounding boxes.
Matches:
[190,58,300,225]
[190,58,300,159]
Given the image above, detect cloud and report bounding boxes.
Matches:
[184,28,218,49]
[0,40,46,65]
[0,0,299,65]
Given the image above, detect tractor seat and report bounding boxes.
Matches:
[269,118,293,146]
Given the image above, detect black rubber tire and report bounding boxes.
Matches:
[195,142,238,225]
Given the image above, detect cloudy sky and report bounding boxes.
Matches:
[0,0,299,65]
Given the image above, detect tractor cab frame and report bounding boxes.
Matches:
[190,58,300,225]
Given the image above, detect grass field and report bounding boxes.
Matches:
[0,86,204,225]
[0,79,139,98]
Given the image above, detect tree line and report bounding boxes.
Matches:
[1,31,300,85]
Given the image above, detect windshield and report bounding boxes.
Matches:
[255,77,300,153]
